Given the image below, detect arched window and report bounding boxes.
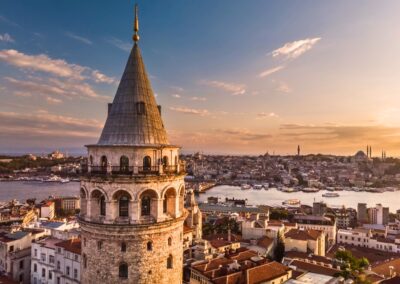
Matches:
[147,241,153,251]
[119,263,128,279]
[143,156,151,171]
[89,155,93,165]
[162,156,169,167]
[83,254,87,269]
[163,198,167,213]
[167,255,173,269]
[121,242,126,252]
[97,241,102,250]
[100,196,106,216]
[120,156,129,172]
[119,196,129,217]
[80,188,87,199]
[141,196,151,216]
[100,156,107,171]
[168,237,172,246]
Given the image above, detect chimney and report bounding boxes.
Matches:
[157,105,162,115]
[108,103,113,115]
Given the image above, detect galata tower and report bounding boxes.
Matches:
[79,5,186,284]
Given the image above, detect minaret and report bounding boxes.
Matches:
[79,5,186,284]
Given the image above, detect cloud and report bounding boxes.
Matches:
[276,81,292,93]
[201,80,246,95]
[106,37,131,52]
[0,49,86,80]
[191,96,207,101]
[91,70,116,84]
[169,106,209,116]
[257,112,279,119]
[46,96,63,105]
[0,33,14,43]
[65,32,92,45]
[3,76,107,100]
[272,37,321,59]
[0,49,116,86]
[217,128,272,141]
[172,94,181,98]
[0,111,102,139]
[0,16,19,27]
[259,66,284,78]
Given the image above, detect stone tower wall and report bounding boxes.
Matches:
[80,215,185,284]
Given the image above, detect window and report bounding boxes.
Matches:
[19,260,24,269]
[9,245,14,252]
[136,102,145,115]
[141,196,151,216]
[100,155,108,171]
[120,156,129,172]
[34,248,37,257]
[83,254,87,269]
[57,277,60,284]
[97,241,103,250]
[33,277,37,284]
[121,242,127,252]
[168,237,172,246]
[89,155,93,165]
[57,261,60,270]
[119,196,129,217]
[100,196,106,216]
[49,271,52,280]
[41,253,46,262]
[119,263,128,279]
[19,274,23,282]
[74,254,78,261]
[49,255,55,264]
[147,241,153,251]
[163,156,169,167]
[143,156,151,170]
[83,238,86,247]
[74,268,78,279]
[167,255,173,269]
[33,263,37,272]
[66,266,70,276]
[42,268,46,278]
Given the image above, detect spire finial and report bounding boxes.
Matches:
[133,3,140,43]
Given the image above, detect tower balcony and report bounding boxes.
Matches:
[81,164,185,177]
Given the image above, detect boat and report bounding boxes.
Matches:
[60,178,70,184]
[302,187,319,193]
[282,199,301,206]
[322,192,340,198]
[281,187,296,193]
[263,183,269,190]
[253,184,263,190]
[241,184,252,190]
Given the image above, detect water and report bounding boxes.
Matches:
[196,185,400,212]
[0,181,79,202]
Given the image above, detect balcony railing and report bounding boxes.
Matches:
[82,164,185,177]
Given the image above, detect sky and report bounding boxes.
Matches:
[0,0,400,156]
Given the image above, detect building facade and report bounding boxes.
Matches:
[78,5,186,284]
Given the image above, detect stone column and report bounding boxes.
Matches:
[86,199,92,219]
[155,198,163,222]
[131,201,139,222]
[105,200,115,222]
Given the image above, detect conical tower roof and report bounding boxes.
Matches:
[97,43,169,146]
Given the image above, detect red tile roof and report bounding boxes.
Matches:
[55,238,81,254]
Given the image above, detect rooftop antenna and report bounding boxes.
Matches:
[133,3,140,43]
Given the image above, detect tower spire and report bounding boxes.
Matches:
[133,3,140,43]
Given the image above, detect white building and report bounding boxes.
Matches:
[31,237,81,284]
[337,228,400,253]
[40,201,55,220]
[368,204,389,225]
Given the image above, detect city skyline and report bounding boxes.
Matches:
[1,0,400,155]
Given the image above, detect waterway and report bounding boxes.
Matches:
[0,181,79,202]
[196,185,400,211]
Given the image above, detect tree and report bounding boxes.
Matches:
[274,231,285,262]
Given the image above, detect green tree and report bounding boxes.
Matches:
[274,231,285,262]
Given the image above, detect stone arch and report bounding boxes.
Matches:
[120,155,129,172]
[90,189,107,218]
[143,156,151,170]
[162,155,169,167]
[100,155,108,171]
[80,187,88,217]
[178,185,185,213]
[112,190,133,218]
[138,189,159,218]
[162,187,177,217]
